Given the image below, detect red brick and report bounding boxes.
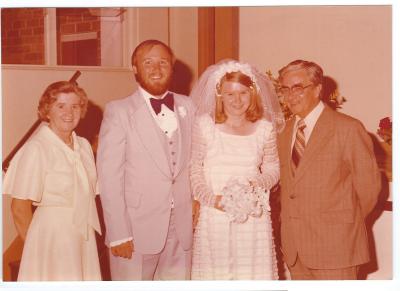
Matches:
[58,16,68,25]
[1,8,12,15]
[4,45,22,55]
[20,28,33,36]
[3,8,26,19]
[32,8,44,17]
[25,59,44,65]
[83,11,98,22]
[13,45,31,53]
[33,27,44,35]
[1,15,12,24]
[91,21,100,31]
[19,36,33,44]
[3,46,12,55]
[13,8,27,17]
[3,54,23,64]
[20,35,43,45]
[24,52,44,63]
[32,36,44,44]
[3,46,14,55]
[61,24,76,34]
[58,8,82,16]
[5,37,21,46]
[1,17,11,28]
[13,20,26,29]
[27,19,39,27]
[76,22,91,32]
[67,15,82,23]
[31,43,44,52]
[7,30,19,38]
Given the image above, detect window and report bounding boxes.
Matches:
[56,8,101,66]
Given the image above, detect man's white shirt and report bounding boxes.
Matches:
[291,101,324,150]
[140,86,178,138]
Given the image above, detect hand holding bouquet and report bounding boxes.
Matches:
[219,178,270,223]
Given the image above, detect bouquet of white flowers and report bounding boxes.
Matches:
[219,178,271,223]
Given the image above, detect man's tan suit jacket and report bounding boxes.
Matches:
[277,106,381,269]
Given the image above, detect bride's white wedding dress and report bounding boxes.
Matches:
[190,114,279,280]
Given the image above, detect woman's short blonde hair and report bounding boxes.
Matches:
[215,71,264,123]
[37,81,88,121]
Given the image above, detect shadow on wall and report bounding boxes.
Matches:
[322,78,391,279]
[321,76,346,110]
[170,59,194,96]
[270,185,287,280]
[358,133,392,279]
[326,72,393,279]
[75,100,112,280]
[75,100,103,157]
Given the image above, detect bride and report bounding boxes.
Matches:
[189,60,285,280]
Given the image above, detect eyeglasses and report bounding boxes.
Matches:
[278,83,314,96]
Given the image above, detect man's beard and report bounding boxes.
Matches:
[135,72,172,96]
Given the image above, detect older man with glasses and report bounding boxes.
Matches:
[276,59,381,280]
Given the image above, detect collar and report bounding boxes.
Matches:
[139,86,169,102]
[295,101,324,131]
[39,123,79,153]
[139,86,171,118]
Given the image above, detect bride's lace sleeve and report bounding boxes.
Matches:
[253,122,280,191]
[189,116,218,207]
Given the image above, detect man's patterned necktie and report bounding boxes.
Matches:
[291,119,306,173]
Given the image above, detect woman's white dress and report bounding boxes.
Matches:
[190,115,279,280]
[3,125,101,281]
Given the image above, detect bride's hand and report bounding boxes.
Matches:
[192,200,200,231]
[214,195,225,212]
[248,179,259,188]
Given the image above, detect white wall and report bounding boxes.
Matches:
[169,7,199,89]
[239,6,391,134]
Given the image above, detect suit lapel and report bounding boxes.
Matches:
[128,92,171,177]
[281,117,296,176]
[173,96,190,178]
[293,107,334,183]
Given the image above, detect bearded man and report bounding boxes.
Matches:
[97,39,195,280]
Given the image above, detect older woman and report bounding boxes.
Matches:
[190,60,285,279]
[3,81,101,281]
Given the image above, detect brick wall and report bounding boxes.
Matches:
[56,8,101,65]
[1,8,101,65]
[1,8,45,65]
